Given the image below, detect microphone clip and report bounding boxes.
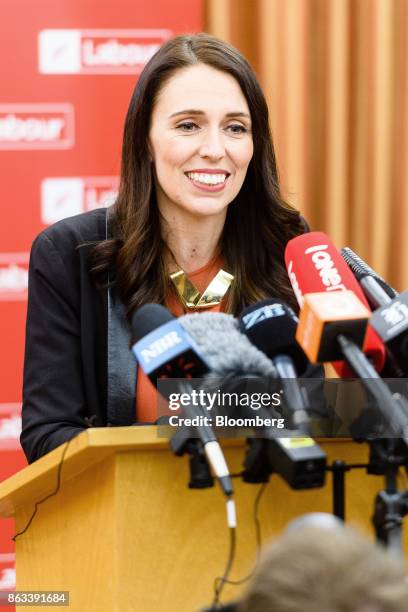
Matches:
[170,427,214,489]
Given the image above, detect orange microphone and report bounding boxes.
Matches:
[296,290,371,364]
[284,231,386,376]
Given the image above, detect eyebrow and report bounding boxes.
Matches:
[169,109,251,119]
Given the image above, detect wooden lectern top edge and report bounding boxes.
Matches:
[0,426,169,517]
[0,425,352,518]
[0,426,247,516]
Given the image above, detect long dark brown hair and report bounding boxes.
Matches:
[90,33,306,318]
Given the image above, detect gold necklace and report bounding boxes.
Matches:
[169,268,234,309]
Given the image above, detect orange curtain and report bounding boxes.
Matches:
[205,0,408,291]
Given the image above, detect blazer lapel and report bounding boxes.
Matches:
[105,205,137,425]
[107,288,137,425]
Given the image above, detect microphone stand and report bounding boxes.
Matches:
[368,439,408,555]
[170,426,214,489]
[324,438,408,555]
[328,460,350,521]
[330,339,408,552]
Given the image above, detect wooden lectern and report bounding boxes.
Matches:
[0,428,406,611]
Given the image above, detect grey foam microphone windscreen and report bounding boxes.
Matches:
[179,312,277,390]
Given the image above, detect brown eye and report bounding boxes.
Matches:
[176,122,199,131]
[227,124,247,134]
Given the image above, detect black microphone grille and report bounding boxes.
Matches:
[239,299,309,375]
[341,247,398,299]
[340,247,368,280]
[130,303,174,343]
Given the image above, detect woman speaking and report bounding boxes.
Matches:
[21,33,308,463]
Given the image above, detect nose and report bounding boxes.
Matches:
[198,127,225,160]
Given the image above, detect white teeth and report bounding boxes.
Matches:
[186,172,227,185]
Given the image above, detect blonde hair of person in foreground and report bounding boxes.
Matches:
[239,525,408,612]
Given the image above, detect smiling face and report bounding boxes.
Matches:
[148,63,254,221]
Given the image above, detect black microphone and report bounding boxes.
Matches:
[180,312,327,490]
[296,292,408,443]
[131,303,233,497]
[131,303,209,379]
[238,299,311,432]
[341,247,408,373]
[341,247,398,305]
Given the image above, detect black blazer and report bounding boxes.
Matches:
[21,208,320,464]
[21,207,139,463]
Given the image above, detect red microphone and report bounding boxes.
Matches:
[284,232,386,376]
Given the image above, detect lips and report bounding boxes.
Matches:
[185,170,230,183]
[185,172,229,192]
[184,169,231,175]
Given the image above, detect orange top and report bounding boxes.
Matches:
[136,254,226,423]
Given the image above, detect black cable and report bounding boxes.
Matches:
[218,482,266,587]
[210,527,237,610]
[12,437,73,541]
[210,482,268,610]
[230,471,245,478]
